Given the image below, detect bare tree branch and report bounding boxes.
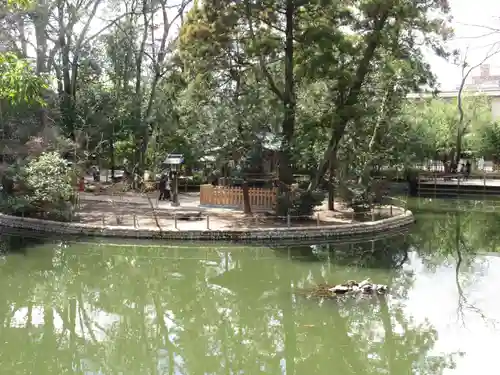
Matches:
[455,42,500,165]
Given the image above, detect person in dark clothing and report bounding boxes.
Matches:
[159,174,167,201]
[164,174,172,201]
[91,166,100,182]
[465,160,471,179]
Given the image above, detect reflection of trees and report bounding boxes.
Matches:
[0,231,46,255]
[411,198,500,260]
[273,232,411,269]
[0,237,459,374]
[410,198,499,326]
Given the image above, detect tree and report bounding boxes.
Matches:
[403,95,494,168]
[0,53,47,104]
[307,0,452,191]
[455,44,500,166]
[0,0,464,217]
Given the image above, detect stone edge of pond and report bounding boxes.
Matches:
[0,208,414,242]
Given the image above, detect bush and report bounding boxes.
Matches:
[338,183,385,215]
[8,152,76,220]
[275,185,324,218]
[191,172,204,185]
[25,152,74,200]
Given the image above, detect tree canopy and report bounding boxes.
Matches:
[2,0,500,216]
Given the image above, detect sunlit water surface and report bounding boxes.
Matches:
[0,198,499,374]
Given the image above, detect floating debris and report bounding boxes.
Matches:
[296,278,388,300]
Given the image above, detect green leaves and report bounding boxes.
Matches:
[24,152,74,206]
[403,95,495,160]
[0,53,47,105]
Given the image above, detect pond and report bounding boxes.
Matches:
[0,198,499,374]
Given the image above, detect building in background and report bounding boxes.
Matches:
[461,64,500,91]
[407,64,500,120]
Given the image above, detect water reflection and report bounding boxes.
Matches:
[0,234,461,375]
[411,199,500,327]
[1,198,500,374]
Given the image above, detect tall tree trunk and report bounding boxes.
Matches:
[17,16,27,57]
[279,0,296,187]
[133,0,150,183]
[110,123,115,179]
[327,161,335,210]
[139,0,173,175]
[57,0,102,141]
[243,0,295,187]
[33,0,49,128]
[242,180,252,214]
[359,82,394,188]
[57,0,75,139]
[309,9,391,192]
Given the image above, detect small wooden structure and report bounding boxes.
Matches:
[200,184,277,210]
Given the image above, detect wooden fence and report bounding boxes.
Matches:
[200,184,277,210]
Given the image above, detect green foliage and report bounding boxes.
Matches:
[1,152,76,220]
[24,152,74,204]
[0,53,47,105]
[402,95,495,161]
[0,0,463,216]
[275,186,324,218]
[476,121,500,161]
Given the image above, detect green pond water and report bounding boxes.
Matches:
[0,198,500,374]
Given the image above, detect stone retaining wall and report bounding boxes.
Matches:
[0,208,414,242]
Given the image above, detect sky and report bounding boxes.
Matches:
[430,0,500,90]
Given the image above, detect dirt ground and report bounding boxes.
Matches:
[74,191,403,231]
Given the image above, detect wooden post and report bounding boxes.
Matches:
[133,214,137,228]
[174,214,178,229]
[287,212,291,228]
[206,215,210,230]
[316,213,320,226]
[390,205,393,217]
[102,214,105,227]
[457,174,460,198]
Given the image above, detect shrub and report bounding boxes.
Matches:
[191,172,204,185]
[275,185,324,219]
[25,152,74,201]
[19,152,75,220]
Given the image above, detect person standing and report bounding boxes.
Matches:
[465,160,471,180]
[159,174,167,201]
[165,172,172,201]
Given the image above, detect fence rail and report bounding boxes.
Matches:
[73,209,407,231]
[69,195,408,231]
[200,184,277,210]
[416,172,500,202]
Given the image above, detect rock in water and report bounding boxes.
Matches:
[374,284,388,294]
[328,285,350,294]
[358,278,372,288]
[297,278,388,301]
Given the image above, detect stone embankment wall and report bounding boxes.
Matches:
[0,207,414,242]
